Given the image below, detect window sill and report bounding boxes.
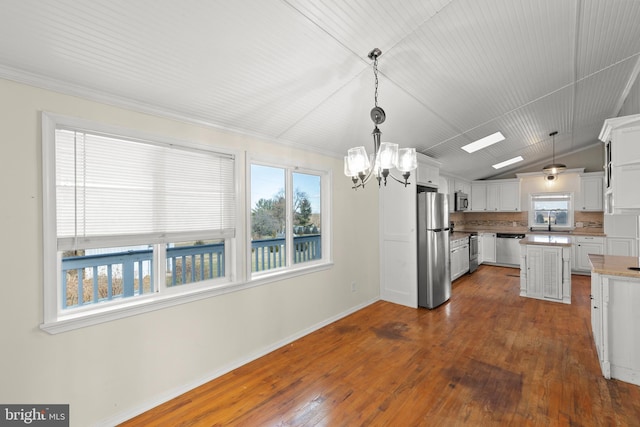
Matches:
[41,261,333,334]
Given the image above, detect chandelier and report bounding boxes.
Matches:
[343,48,417,189]
[542,131,566,181]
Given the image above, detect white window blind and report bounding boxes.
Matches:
[55,129,235,250]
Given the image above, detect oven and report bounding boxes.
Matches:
[469,233,478,273]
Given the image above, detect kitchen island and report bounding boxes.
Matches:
[519,234,572,304]
[588,254,640,386]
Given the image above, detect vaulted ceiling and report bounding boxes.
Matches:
[1,0,639,180]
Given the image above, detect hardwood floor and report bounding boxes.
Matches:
[120,265,640,426]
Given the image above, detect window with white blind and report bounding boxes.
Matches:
[41,113,237,332]
[529,193,574,230]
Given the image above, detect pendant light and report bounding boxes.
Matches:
[542,131,566,179]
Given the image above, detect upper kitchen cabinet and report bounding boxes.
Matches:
[454,179,471,196]
[415,153,440,188]
[599,114,640,215]
[442,175,471,213]
[470,179,521,212]
[471,182,487,211]
[578,172,604,211]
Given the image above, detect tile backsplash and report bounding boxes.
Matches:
[450,211,603,230]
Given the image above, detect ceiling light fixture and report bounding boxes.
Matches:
[461,131,505,153]
[542,131,566,178]
[492,156,524,169]
[343,48,417,189]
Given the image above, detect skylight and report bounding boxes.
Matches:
[492,156,523,169]
[461,131,505,153]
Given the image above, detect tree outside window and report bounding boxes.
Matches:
[250,165,322,272]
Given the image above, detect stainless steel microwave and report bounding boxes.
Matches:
[454,192,469,211]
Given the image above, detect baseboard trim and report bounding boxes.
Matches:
[95,297,379,426]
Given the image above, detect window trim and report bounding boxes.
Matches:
[41,112,244,334]
[528,192,575,231]
[247,156,332,281]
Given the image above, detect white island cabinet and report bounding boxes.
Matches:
[519,235,572,304]
[589,254,640,387]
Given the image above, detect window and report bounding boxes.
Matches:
[42,113,236,331]
[529,193,574,230]
[249,161,328,277]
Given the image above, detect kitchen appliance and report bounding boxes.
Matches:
[454,191,469,211]
[496,233,526,266]
[469,233,479,273]
[417,187,451,309]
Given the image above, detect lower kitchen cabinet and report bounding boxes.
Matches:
[591,270,640,386]
[520,242,571,304]
[450,238,469,281]
[480,232,496,263]
[606,237,638,256]
[573,236,604,272]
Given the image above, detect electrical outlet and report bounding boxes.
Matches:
[351,282,356,292]
[576,222,584,228]
[512,222,517,227]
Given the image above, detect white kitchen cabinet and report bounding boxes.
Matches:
[442,176,455,213]
[591,272,604,364]
[520,242,571,304]
[416,153,440,187]
[606,237,637,257]
[579,172,604,211]
[498,180,521,211]
[591,269,640,386]
[486,184,499,210]
[470,179,520,211]
[443,176,471,213]
[604,214,639,256]
[450,238,469,281]
[454,179,471,196]
[471,182,487,211]
[573,236,604,272]
[599,114,640,214]
[480,232,496,263]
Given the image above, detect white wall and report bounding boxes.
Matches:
[0,78,380,426]
[519,172,581,210]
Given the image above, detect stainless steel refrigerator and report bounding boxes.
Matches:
[417,188,451,309]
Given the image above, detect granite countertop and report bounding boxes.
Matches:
[519,234,572,247]
[450,232,472,241]
[588,254,640,278]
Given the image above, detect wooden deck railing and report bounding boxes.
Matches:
[61,235,321,309]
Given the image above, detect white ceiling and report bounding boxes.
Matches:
[1,0,639,180]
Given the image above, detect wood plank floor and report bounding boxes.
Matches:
[120,265,640,426]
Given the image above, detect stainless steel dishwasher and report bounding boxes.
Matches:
[496,233,525,266]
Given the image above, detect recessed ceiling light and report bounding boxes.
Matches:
[461,131,505,153]
[492,156,524,169]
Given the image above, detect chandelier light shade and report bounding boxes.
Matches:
[344,48,418,189]
[542,131,566,178]
[397,148,418,172]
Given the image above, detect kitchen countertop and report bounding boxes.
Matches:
[519,234,572,247]
[456,226,605,236]
[450,232,472,241]
[588,254,640,279]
